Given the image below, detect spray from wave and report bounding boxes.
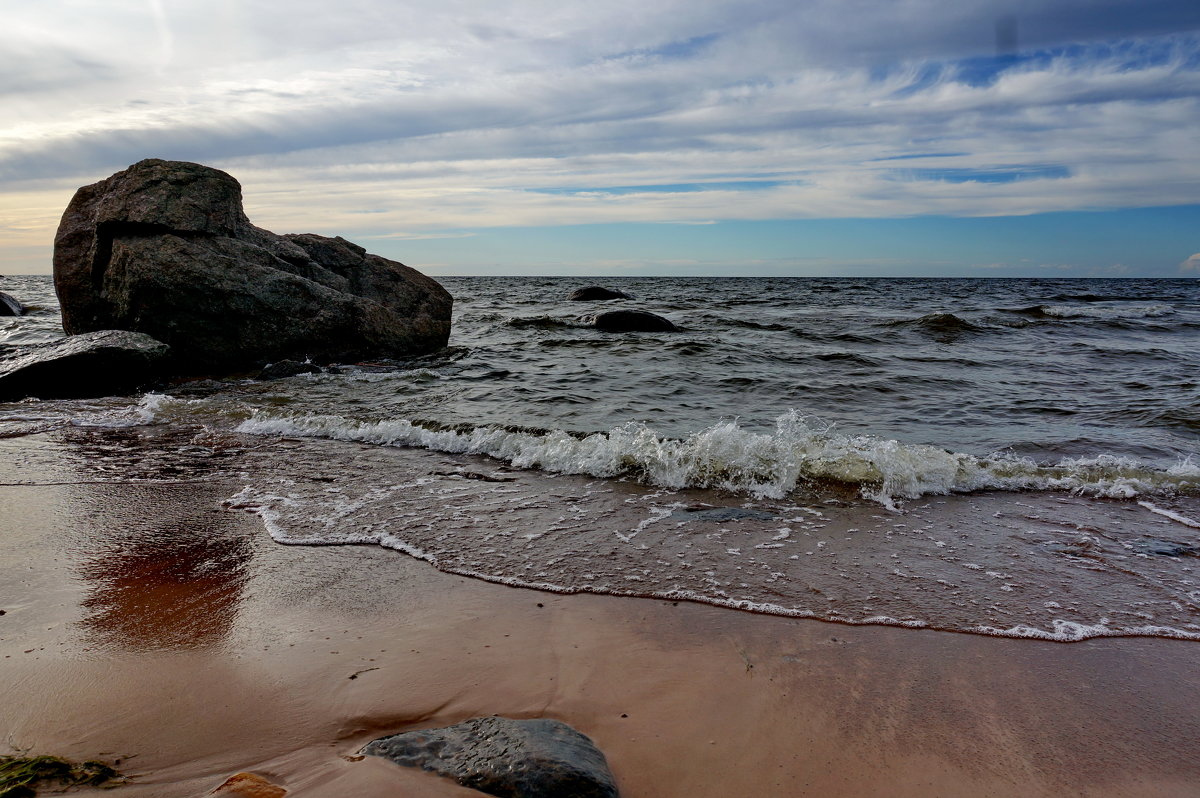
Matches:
[1011,303,1176,320]
[232,409,1200,507]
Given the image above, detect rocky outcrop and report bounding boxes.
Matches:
[0,290,23,316]
[0,330,169,401]
[53,159,452,374]
[362,717,619,798]
[568,286,631,301]
[587,310,678,332]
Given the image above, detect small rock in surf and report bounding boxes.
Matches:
[257,360,322,380]
[569,286,631,301]
[0,290,24,316]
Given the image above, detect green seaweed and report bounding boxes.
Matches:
[0,755,119,796]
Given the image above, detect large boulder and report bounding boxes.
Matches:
[586,310,679,332]
[0,290,23,316]
[362,717,619,798]
[53,159,452,373]
[568,286,630,301]
[0,330,169,401]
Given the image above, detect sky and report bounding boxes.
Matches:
[2,0,1199,277]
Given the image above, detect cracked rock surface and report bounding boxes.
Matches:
[53,159,451,373]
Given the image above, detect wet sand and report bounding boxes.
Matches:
[2,431,1200,796]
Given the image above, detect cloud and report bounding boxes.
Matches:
[0,0,1198,250]
[1181,253,1200,272]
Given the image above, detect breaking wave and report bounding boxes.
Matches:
[503,315,588,329]
[232,409,1200,507]
[1014,303,1175,320]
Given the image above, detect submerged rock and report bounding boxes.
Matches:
[362,716,619,798]
[53,159,452,374]
[0,290,24,316]
[587,310,678,332]
[0,330,169,401]
[568,286,631,301]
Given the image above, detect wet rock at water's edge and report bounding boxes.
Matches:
[0,329,169,401]
[586,309,679,332]
[53,159,452,375]
[362,716,620,798]
[0,290,24,316]
[257,359,322,380]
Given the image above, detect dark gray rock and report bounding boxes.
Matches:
[587,310,678,332]
[0,330,169,401]
[362,717,619,798]
[53,159,452,374]
[0,290,23,316]
[257,359,321,380]
[568,286,631,301]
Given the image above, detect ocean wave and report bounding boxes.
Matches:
[883,312,984,334]
[230,409,1200,507]
[504,315,588,329]
[21,392,186,429]
[1004,305,1056,318]
[813,351,881,366]
[1038,303,1174,319]
[721,318,792,332]
[1047,293,1169,303]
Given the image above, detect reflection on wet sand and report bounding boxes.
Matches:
[59,428,253,652]
[74,513,250,651]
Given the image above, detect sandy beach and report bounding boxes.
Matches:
[5,0,1200,792]
[3,429,1200,797]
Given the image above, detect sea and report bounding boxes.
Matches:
[3,274,1199,642]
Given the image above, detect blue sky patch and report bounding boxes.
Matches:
[893,166,1071,184]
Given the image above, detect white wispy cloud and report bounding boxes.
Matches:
[1,0,1198,263]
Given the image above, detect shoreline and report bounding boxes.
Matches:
[3,431,1200,796]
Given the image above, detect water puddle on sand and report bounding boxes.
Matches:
[223,436,1200,642]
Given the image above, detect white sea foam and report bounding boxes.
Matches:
[977,620,1200,642]
[67,392,180,428]
[1041,303,1174,319]
[228,482,1200,643]
[1137,500,1200,529]
[233,409,1200,505]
